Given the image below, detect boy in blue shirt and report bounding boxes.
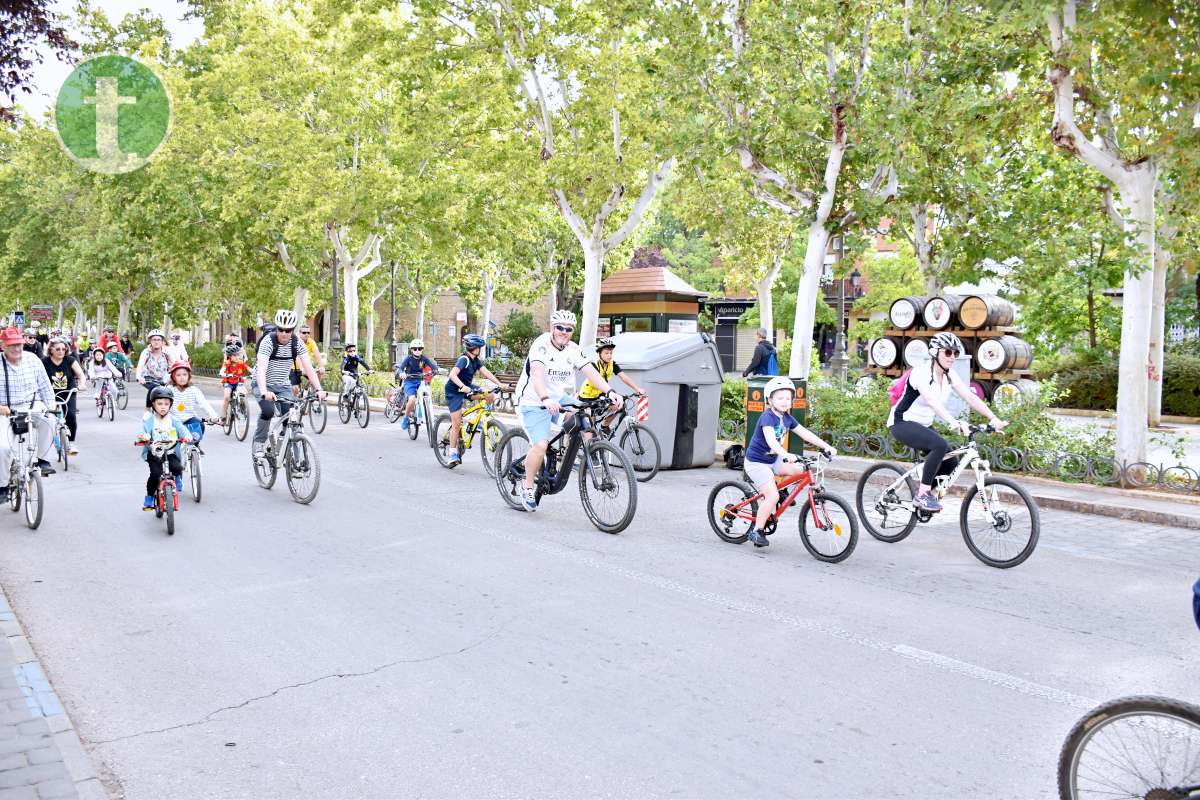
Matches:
[743,377,837,548]
[340,344,373,398]
[394,339,438,431]
[443,333,509,468]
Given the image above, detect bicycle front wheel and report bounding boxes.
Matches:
[162,483,175,535]
[407,410,420,440]
[707,480,757,544]
[383,397,401,424]
[856,462,918,543]
[95,397,104,418]
[308,398,328,434]
[22,472,42,530]
[355,391,370,428]
[253,436,278,489]
[493,428,531,511]
[480,419,507,478]
[960,475,1040,568]
[432,414,456,468]
[7,475,19,513]
[222,408,233,436]
[619,423,661,483]
[337,394,352,424]
[117,388,128,410]
[106,395,114,421]
[285,434,321,504]
[1058,695,1200,800]
[60,429,69,473]
[577,440,637,534]
[798,490,858,563]
[188,449,202,503]
[234,399,249,441]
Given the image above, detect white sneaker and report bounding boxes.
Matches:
[68,444,79,455]
[521,487,537,512]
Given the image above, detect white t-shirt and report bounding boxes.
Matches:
[515,332,590,407]
[887,358,964,428]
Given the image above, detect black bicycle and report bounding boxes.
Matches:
[593,392,661,483]
[493,396,637,534]
[299,383,328,434]
[337,371,371,428]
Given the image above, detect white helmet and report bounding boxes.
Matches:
[146,329,165,342]
[274,309,299,329]
[409,339,425,349]
[764,376,796,400]
[928,331,963,356]
[550,309,576,328]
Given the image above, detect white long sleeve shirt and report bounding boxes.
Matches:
[170,385,217,421]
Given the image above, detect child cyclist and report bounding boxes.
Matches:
[743,376,838,548]
[577,336,646,435]
[395,339,437,432]
[136,385,192,510]
[87,348,120,400]
[105,341,132,379]
[443,333,509,468]
[166,361,220,448]
[340,343,373,398]
[219,342,251,420]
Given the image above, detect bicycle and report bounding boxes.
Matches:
[95,379,115,421]
[855,423,1040,569]
[180,421,215,504]
[50,389,76,472]
[5,399,45,530]
[138,439,179,536]
[252,398,321,504]
[337,372,371,428]
[221,383,250,441]
[387,371,437,446]
[433,388,508,476]
[493,396,637,534]
[298,382,327,434]
[1058,695,1200,800]
[707,452,858,562]
[592,392,661,483]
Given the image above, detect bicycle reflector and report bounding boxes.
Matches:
[636,395,649,422]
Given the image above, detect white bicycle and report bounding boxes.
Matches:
[854,423,1040,568]
[387,371,438,447]
[252,399,321,504]
[5,397,47,530]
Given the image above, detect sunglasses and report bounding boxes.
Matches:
[940,348,961,357]
[410,347,423,351]
[553,325,574,333]
[299,330,311,335]
[278,327,295,334]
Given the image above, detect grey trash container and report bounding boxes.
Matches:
[593,332,723,469]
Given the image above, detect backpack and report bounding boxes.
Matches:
[723,444,745,471]
[764,350,779,376]
[888,368,913,405]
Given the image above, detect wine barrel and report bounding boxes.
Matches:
[993,379,1039,406]
[922,295,964,330]
[889,296,928,330]
[869,336,901,368]
[975,335,1033,373]
[970,379,997,401]
[958,294,1015,330]
[903,337,930,367]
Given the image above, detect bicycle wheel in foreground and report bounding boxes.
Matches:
[337,395,352,424]
[23,472,42,530]
[162,483,175,536]
[576,440,637,534]
[285,435,321,504]
[188,449,202,503]
[493,428,531,511]
[431,414,456,468]
[959,475,1039,568]
[620,423,661,483]
[106,395,114,421]
[222,409,233,436]
[1058,695,1200,800]
[798,490,857,563]
[117,388,128,410]
[355,391,370,428]
[706,481,756,544]
[234,401,249,441]
[855,462,918,543]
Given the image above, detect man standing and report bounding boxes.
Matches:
[742,328,779,377]
[0,327,58,503]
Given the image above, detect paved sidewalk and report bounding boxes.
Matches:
[0,593,103,800]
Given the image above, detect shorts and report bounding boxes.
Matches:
[518,394,574,443]
[744,456,783,489]
[402,378,422,397]
[446,391,470,413]
[222,381,242,394]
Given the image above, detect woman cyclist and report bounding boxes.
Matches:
[889,331,1007,513]
[136,329,171,407]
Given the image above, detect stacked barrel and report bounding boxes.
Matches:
[866,294,1038,404]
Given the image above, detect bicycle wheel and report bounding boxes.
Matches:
[22,472,42,530]
[706,480,757,544]
[355,391,370,428]
[117,387,128,410]
[1058,695,1200,800]
[493,428,532,511]
[162,483,175,535]
[234,399,249,441]
[856,462,918,543]
[285,434,321,504]
[222,407,233,436]
[798,490,858,563]
[308,398,328,434]
[619,423,661,483]
[577,440,637,534]
[106,395,114,421]
[383,397,401,424]
[253,436,278,489]
[95,396,104,418]
[431,414,456,468]
[407,409,420,440]
[7,473,19,513]
[480,419,508,478]
[960,475,1040,568]
[60,429,69,473]
[188,449,202,503]
[337,393,352,424]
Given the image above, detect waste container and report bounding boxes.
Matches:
[744,375,809,457]
[598,332,723,469]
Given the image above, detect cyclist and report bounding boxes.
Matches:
[87,348,120,406]
[743,376,838,548]
[292,325,326,397]
[105,341,132,377]
[513,310,616,510]
[252,310,325,459]
[164,332,189,365]
[578,337,646,436]
[136,385,191,510]
[443,333,509,468]
[889,331,1007,513]
[219,342,251,421]
[22,329,43,359]
[339,343,373,400]
[136,329,171,407]
[166,361,219,448]
[0,327,58,494]
[42,337,85,456]
[395,339,437,432]
[97,325,124,355]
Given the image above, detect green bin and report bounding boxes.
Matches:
[744,376,809,457]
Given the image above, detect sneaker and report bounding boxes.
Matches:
[35,460,55,476]
[400,416,410,431]
[142,495,155,510]
[67,443,79,456]
[521,487,538,512]
[747,527,769,548]
[174,476,183,492]
[914,492,943,513]
[447,450,461,468]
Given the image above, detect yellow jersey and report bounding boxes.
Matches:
[578,358,620,399]
[294,338,320,370]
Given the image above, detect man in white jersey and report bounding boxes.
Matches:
[514,309,615,512]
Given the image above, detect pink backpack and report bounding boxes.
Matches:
[888,368,913,406]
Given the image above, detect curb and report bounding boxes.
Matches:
[1048,407,1200,426]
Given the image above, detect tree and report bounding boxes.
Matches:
[499,309,540,358]
[0,0,75,122]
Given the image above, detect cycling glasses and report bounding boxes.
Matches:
[553,325,574,333]
[410,347,423,351]
[277,327,295,334]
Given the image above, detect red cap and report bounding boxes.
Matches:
[0,328,22,346]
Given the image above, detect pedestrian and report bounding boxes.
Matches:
[742,328,779,376]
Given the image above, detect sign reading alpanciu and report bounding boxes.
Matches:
[53,55,171,175]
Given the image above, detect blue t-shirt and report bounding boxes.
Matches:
[397,354,437,380]
[446,354,483,396]
[746,408,798,464]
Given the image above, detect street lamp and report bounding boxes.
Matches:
[829,235,849,383]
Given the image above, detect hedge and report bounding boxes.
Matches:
[1050,352,1200,417]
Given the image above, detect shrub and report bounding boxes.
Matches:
[189,342,226,370]
[1047,349,1200,417]
[721,378,746,423]
[499,310,540,359]
[1163,353,1200,417]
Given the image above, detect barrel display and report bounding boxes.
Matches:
[869,336,901,368]
[903,337,930,367]
[993,379,1039,406]
[889,296,927,330]
[958,295,1015,330]
[975,335,1033,373]
[968,380,988,401]
[922,295,964,330]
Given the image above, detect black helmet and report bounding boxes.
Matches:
[148,386,174,404]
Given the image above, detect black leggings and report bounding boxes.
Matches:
[890,422,958,487]
[55,392,77,441]
[147,452,183,496]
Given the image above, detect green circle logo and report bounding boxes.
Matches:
[53,55,171,174]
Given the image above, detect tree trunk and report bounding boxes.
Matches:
[756,275,774,336]
[95,305,105,338]
[415,293,430,342]
[56,303,63,328]
[790,221,832,377]
[321,306,330,352]
[579,242,605,347]
[1148,240,1168,426]
[1086,278,1097,350]
[293,287,308,324]
[479,275,495,338]
[1114,178,1155,465]
[74,305,85,336]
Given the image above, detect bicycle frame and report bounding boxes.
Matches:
[511,400,603,497]
[877,429,999,519]
[455,392,499,451]
[723,465,823,527]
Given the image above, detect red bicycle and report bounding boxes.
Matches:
[707,453,858,562]
[136,440,180,536]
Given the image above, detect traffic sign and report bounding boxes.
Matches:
[11,310,24,327]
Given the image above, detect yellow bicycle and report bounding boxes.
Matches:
[433,388,508,477]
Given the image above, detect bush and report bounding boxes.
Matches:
[499,310,540,359]
[1163,353,1200,417]
[1047,349,1200,417]
[721,378,746,424]
[484,356,525,376]
[189,342,226,370]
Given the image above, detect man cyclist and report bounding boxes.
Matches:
[513,310,616,512]
[253,310,325,459]
[889,331,1008,513]
[395,339,437,432]
[97,325,124,355]
[292,324,326,397]
[0,327,58,500]
[136,329,171,408]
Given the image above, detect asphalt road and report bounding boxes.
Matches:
[0,386,1194,800]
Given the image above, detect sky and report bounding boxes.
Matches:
[21,0,203,119]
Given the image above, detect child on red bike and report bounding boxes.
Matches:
[136,385,191,510]
[744,376,837,548]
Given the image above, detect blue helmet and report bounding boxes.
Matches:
[463,334,486,350]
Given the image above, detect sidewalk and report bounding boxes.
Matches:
[0,592,104,800]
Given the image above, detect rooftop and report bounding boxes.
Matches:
[600,247,707,298]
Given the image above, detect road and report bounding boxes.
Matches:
[0,386,1194,800]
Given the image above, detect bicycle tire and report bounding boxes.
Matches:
[856,462,918,543]
[421,395,436,448]
[285,434,321,504]
[222,408,233,436]
[163,483,175,535]
[493,428,532,511]
[95,396,104,418]
[253,436,278,489]
[308,397,328,434]
[337,394,352,424]
[1058,695,1200,800]
[60,429,69,473]
[106,395,114,421]
[383,398,401,424]
[959,475,1040,568]
[355,391,370,428]
[22,472,42,530]
[188,449,202,503]
[619,423,661,483]
[234,399,249,441]
[406,412,419,440]
[117,388,128,410]
[577,439,637,534]
[798,490,858,563]
[432,414,455,468]
[706,480,757,544]
[480,419,507,478]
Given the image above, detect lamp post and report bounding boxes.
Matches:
[829,235,849,383]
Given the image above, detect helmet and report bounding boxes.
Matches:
[929,331,963,356]
[463,334,486,350]
[230,337,243,349]
[550,309,576,328]
[29,321,39,329]
[148,386,174,403]
[595,337,615,350]
[92,347,106,355]
[169,360,191,375]
[764,376,796,401]
[146,329,165,342]
[170,332,181,340]
[106,341,118,350]
[22,328,34,335]
[260,322,277,334]
[224,344,241,356]
[274,309,298,329]
[103,325,114,332]
[409,339,425,349]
